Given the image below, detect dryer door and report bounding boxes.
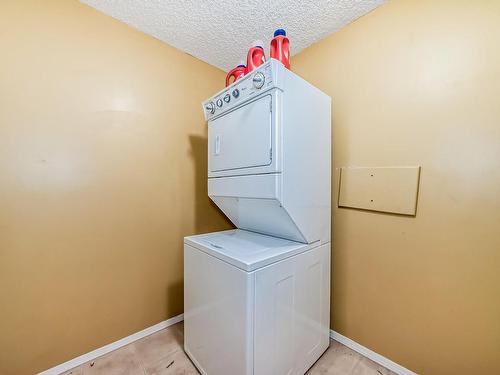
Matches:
[208,94,273,175]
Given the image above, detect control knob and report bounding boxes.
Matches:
[253,72,265,89]
[223,93,231,103]
[216,99,223,107]
[205,102,215,114]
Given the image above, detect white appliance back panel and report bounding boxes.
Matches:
[203,62,277,121]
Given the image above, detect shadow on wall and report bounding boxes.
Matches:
[166,279,183,317]
[163,135,232,318]
[189,134,233,234]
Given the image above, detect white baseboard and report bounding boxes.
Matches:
[330,330,418,375]
[38,313,184,375]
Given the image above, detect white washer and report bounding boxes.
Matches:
[184,229,330,375]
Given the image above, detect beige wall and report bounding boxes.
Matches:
[293,1,500,374]
[2,1,499,374]
[0,1,231,374]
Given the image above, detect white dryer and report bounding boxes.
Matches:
[185,59,332,375]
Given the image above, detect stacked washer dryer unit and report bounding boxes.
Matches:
[184,59,331,375]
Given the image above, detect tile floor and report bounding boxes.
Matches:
[63,322,396,375]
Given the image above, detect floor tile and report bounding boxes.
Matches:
[132,324,184,367]
[306,340,363,374]
[63,322,395,375]
[144,349,199,375]
[176,321,184,337]
[81,346,143,375]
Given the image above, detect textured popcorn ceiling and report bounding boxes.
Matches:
[80,0,385,71]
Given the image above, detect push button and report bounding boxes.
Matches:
[216,99,223,107]
[232,89,240,98]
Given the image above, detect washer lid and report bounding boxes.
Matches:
[184,229,313,271]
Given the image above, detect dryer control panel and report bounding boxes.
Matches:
[202,60,281,121]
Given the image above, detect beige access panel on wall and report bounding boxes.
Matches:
[338,166,421,215]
